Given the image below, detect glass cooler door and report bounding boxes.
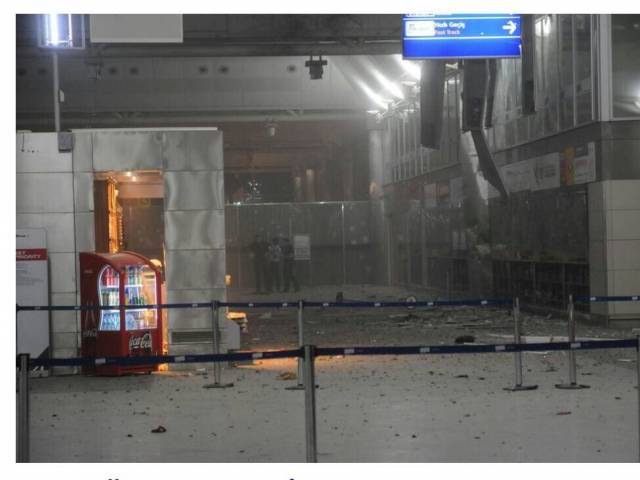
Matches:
[98,266,120,331]
[124,265,157,331]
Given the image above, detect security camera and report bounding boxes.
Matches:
[305,56,327,80]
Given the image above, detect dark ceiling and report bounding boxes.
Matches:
[16,14,403,58]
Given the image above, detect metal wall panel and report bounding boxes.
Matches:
[48,252,77,294]
[164,170,224,211]
[74,172,94,212]
[74,212,95,252]
[16,173,74,213]
[163,131,223,171]
[72,132,93,172]
[165,249,226,290]
[166,288,226,330]
[92,131,163,171]
[151,58,185,110]
[161,132,186,171]
[16,132,72,173]
[16,213,75,253]
[164,210,225,250]
[186,131,223,171]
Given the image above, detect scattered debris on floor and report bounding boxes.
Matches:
[455,335,476,344]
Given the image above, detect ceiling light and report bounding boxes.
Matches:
[265,121,277,137]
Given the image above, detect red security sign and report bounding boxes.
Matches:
[16,248,48,261]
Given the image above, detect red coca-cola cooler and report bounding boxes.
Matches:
[79,251,163,376]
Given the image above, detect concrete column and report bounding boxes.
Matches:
[368,116,391,285]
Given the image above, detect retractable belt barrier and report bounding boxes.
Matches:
[575,295,640,303]
[16,295,640,463]
[16,298,513,312]
[17,338,638,370]
[16,302,213,312]
[16,337,640,463]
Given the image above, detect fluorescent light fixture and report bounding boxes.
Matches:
[47,14,60,46]
[39,14,85,49]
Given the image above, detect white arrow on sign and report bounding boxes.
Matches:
[502,21,517,35]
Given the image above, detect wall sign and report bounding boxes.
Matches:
[403,14,522,59]
[293,235,311,260]
[16,228,50,361]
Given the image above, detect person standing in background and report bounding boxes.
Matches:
[267,237,283,293]
[249,234,268,294]
[281,237,300,292]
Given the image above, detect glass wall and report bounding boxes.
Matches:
[612,14,640,118]
[489,14,595,152]
[389,73,461,183]
[388,15,597,183]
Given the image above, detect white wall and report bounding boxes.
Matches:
[589,180,640,321]
[16,132,80,372]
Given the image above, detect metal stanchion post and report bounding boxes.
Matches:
[17,353,30,463]
[286,300,305,390]
[504,298,538,392]
[556,294,589,389]
[203,301,234,389]
[636,335,640,463]
[303,345,318,463]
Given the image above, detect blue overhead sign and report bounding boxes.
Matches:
[402,14,522,60]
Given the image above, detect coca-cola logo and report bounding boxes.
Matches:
[82,328,97,338]
[129,332,152,352]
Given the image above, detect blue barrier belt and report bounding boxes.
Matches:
[16,302,214,312]
[16,298,514,312]
[20,348,304,368]
[315,339,638,357]
[574,295,640,303]
[304,299,513,308]
[221,302,299,308]
[18,339,637,369]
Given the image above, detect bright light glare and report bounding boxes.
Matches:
[356,80,388,109]
[371,69,404,99]
[394,54,421,80]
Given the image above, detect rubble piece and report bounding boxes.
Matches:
[276,372,297,381]
[151,426,167,433]
[454,335,476,344]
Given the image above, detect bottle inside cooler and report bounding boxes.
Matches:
[125,264,157,330]
[98,266,120,331]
